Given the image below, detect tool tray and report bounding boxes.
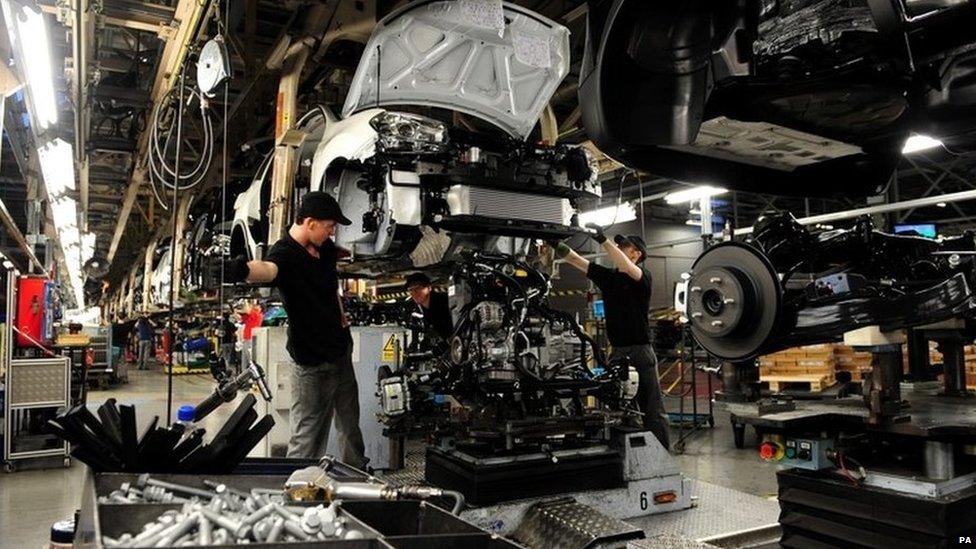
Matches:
[74,459,519,548]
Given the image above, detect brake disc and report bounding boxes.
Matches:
[686,242,783,361]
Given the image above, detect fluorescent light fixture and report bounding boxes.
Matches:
[685,219,702,226]
[37,138,75,197]
[51,197,78,228]
[936,202,947,208]
[81,232,96,263]
[578,203,637,227]
[902,134,942,154]
[665,185,729,204]
[1,1,58,130]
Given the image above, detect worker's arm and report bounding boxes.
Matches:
[244,260,279,284]
[584,224,643,282]
[601,240,643,282]
[557,244,590,273]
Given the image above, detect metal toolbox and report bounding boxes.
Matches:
[75,468,521,548]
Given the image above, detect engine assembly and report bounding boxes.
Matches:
[378,253,639,455]
[682,212,976,361]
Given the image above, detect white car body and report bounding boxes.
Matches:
[231,1,597,268]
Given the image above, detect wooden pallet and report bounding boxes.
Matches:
[762,373,834,392]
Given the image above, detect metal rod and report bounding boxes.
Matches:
[647,187,976,250]
[166,66,186,427]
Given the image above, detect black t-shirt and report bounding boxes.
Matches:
[219,319,237,344]
[587,262,652,347]
[265,235,348,365]
[422,292,454,342]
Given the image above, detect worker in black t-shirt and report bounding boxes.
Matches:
[554,225,670,450]
[405,272,453,348]
[226,192,366,466]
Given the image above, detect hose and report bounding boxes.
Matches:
[441,490,465,514]
[147,77,215,207]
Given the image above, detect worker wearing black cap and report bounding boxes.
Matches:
[553,224,670,450]
[227,191,366,466]
[405,273,453,347]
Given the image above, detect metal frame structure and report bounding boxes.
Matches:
[2,273,71,471]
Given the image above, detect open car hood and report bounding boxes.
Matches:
[342,0,570,140]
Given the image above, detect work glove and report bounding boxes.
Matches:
[226,256,250,284]
[548,240,572,259]
[585,223,608,244]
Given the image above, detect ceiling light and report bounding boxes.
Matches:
[665,185,728,204]
[936,202,947,208]
[578,203,637,227]
[902,134,942,154]
[37,138,75,197]
[1,1,58,130]
[50,197,78,229]
[685,219,702,226]
[81,232,96,263]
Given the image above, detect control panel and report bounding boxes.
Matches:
[759,436,832,470]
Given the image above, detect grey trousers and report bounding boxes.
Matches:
[611,344,671,450]
[286,351,367,467]
[138,340,153,370]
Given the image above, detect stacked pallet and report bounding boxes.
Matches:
[964,345,976,389]
[759,344,838,392]
[834,346,873,382]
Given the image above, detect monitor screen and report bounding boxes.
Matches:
[592,299,605,319]
[893,223,937,239]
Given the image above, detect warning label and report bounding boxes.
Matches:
[381,334,399,362]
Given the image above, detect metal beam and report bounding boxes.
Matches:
[648,187,976,250]
[106,0,208,265]
[0,195,46,273]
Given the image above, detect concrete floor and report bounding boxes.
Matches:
[0,368,777,548]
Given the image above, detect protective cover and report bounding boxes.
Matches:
[342,0,571,140]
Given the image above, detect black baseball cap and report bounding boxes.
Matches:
[614,234,647,261]
[405,272,432,290]
[297,191,351,225]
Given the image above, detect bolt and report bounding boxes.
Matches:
[690,286,702,292]
[137,474,214,499]
[198,513,213,546]
[198,506,252,539]
[711,320,724,327]
[281,518,312,541]
[710,277,723,284]
[723,298,735,304]
[690,312,702,319]
[301,508,322,535]
[252,518,273,542]
[130,515,175,545]
[204,479,250,500]
[272,504,302,522]
[212,529,228,545]
[241,502,277,526]
[266,517,285,543]
[156,513,199,547]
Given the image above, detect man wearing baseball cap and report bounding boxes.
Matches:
[404,272,453,347]
[227,191,367,465]
[552,224,670,450]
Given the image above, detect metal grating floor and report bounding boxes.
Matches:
[628,479,780,546]
[378,447,427,486]
[380,445,781,547]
